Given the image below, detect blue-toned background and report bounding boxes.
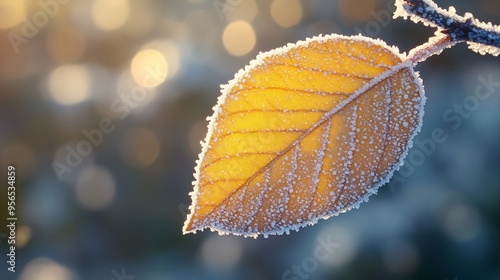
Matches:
[0,0,499,279]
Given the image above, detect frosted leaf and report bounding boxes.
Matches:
[183,34,426,238]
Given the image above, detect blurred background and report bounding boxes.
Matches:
[0,0,499,279]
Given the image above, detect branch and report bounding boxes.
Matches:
[395,0,500,56]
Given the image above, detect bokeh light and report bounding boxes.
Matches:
[48,65,91,105]
[131,49,168,88]
[271,0,303,28]
[201,236,243,271]
[16,225,32,248]
[76,166,116,211]
[91,0,130,31]
[222,21,256,56]
[0,1,25,29]
[20,258,75,280]
[319,226,358,267]
[141,40,181,79]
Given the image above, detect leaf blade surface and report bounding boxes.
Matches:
[184,34,425,238]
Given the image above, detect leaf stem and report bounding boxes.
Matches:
[406,33,457,64]
[401,0,500,48]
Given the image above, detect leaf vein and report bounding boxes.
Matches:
[235,86,351,97]
[221,109,328,120]
[201,151,279,172]
[331,100,360,210]
[304,117,333,213]
[243,168,272,230]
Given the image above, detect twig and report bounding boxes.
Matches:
[406,33,456,64]
[399,0,500,48]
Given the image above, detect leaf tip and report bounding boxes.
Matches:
[182,214,200,235]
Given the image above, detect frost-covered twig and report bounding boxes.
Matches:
[395,0,500,56]
[406,31,456,64]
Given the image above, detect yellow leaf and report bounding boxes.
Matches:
[183,34,425,238]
